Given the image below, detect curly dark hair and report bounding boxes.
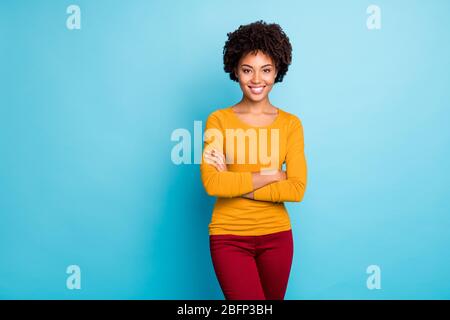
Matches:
[223,20,292,83]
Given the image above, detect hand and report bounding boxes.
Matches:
[278,170,287,181]
[242,191,254,199]
[204,148,228,172]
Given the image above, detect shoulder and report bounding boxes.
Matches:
[204,107,230,128]
[279,108,304,129]
[207,107,229,119]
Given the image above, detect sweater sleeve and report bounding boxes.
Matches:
[253,116,307,203]
[200,112,254,198]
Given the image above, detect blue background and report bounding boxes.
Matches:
[1,0,449,299]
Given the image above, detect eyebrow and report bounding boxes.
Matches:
[241,64,273,68]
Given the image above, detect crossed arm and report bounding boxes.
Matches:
[202,148,286,199]
[200,113,307,203]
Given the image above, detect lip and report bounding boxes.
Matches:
[248,85,266,94]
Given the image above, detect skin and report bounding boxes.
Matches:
[204,50,287,199]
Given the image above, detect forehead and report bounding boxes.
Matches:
[239,50,274,66]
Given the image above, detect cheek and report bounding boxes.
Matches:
[263,73,277,84]
[239,73,253,82]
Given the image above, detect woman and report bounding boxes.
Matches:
[200,20,307,300]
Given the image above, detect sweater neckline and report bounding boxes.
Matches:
[226,106,283,128]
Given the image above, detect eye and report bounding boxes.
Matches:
[243,69,251,73]
[263,69,271,73]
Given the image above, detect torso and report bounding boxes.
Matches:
[207,105,296,236]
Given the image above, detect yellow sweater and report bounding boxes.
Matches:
[200,106,307,236]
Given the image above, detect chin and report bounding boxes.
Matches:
[244,93,265,102]
[250,92,268,100]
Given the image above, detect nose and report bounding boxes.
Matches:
[251,71,262,84]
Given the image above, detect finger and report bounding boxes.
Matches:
[213,154,223,165]
[204,154,217,165]
[205,150,226,170]
[205,155,221,171]
[205,153,218,161]
[208,152,224,165]
[213,150,226,164]
[218,152,226,164]
[205,158,219,170]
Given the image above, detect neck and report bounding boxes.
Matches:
[238,95,273,113]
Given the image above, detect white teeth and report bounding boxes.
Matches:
[249,86,264,94]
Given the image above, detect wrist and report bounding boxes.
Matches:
[275,170,283,182]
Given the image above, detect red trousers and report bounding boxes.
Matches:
[209,229,293,300]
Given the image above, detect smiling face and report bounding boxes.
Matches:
[234,50,278,103]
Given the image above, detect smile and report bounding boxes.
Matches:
[248,85,266,94]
